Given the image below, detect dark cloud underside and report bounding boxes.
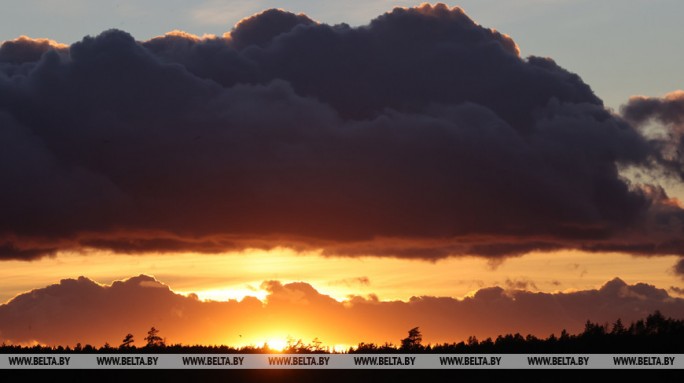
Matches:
[0,3,682,261]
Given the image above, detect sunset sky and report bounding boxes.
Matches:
[1,1,684,350]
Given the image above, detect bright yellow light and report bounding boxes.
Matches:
[177,287,268,302]
[264,338,288,352]
[332,344,352,353]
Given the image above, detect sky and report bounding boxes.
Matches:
[1,1,684,349]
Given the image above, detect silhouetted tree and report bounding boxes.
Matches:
[1,310,682,354]
[310,337,324,352]
[144,327,164,347]
[120,333,135,349]
[285,337,305,353]
[281,337,328,353]
[645,310,666,335]
[611,319,626,335]
[400,327,423,351]
[582,319,606,337]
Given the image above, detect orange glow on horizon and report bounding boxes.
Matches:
[1,248,682,349]
[1,253,683,348]
[1,248,682,306]
[177,286,269,303]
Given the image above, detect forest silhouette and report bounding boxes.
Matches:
[2,311,683,354]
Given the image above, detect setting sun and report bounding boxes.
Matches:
[263,338,288,352]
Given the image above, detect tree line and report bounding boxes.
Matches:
[2,311,683,353]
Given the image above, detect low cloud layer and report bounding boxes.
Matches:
[0,3,683,261]
[1,275,683,347]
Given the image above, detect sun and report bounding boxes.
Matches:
[264,338,288,352]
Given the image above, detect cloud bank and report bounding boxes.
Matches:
[622,91,684,180]
[1,275,683,347]
[0,3,683,261]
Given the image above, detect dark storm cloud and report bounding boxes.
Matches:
[674,258,684,277]
[0,36,67,65]
[1,275,683,346]
[228,8,316,50]
[0,3,683,260]
[622,91,684,126]
[0,242,57,260]
[620,91,684,277]
[621,91,684,181]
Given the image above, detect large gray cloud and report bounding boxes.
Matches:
[1,275,683,346]
[622,91,684,180]
[621,91,684,275]
[0,3,682,261]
